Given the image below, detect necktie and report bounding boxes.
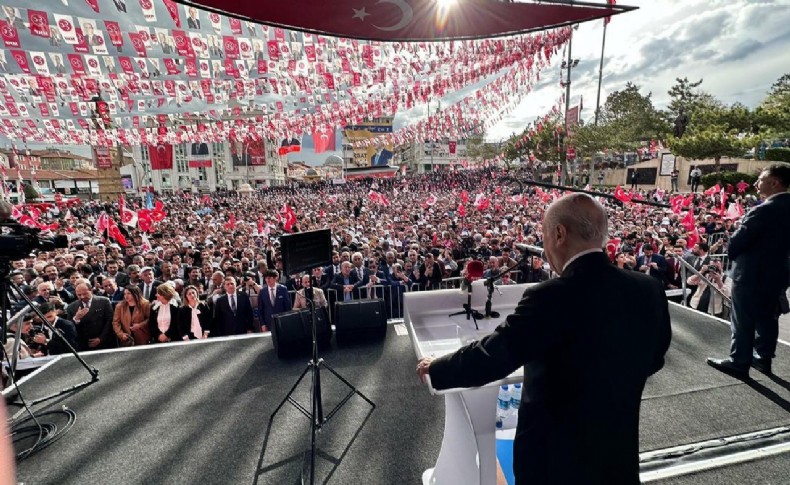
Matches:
[230,294,236,313]
[358,268,363,280]
[270,287,276,305]
[145,284,150,299]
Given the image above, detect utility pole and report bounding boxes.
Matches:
[562,31,574,186]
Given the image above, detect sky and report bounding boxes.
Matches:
[38,0,790,165]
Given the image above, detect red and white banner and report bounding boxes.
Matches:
[312,128,336,154]
[95,146,113,169]
[148,143,173,170]
[28,10,51,38]
[139,0,158,22]
[0,21,21,48]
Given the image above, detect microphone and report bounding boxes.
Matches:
[514,243,544,258]
[461,260,485,293]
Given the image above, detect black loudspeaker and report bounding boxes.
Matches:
[334,299,387,343]
[271,308,332,358]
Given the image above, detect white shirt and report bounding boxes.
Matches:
[562,248,604,272]
[157,304,172,334]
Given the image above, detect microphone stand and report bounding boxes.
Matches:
[448,278,484,330]
[483,256,526,319]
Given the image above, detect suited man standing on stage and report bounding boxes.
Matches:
[213,276,254,336]
[708,164,790,377]
[257,270,291,333]
[417,193,671,485]
[67,282,116,351]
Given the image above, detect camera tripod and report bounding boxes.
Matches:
[2,260,99,403]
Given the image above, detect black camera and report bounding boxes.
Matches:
[0,222,69,260]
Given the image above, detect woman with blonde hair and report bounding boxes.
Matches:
[148,283,181,343]
[112,285,151,346]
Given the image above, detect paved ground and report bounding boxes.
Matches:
[780,289,790,345]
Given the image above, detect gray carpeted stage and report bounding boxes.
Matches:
[7,304,790,484]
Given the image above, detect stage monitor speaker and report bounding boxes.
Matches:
[271,308,332,358]
[334,299,387,344]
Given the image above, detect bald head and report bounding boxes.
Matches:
[544,194,608,248]
[542,194,608,272]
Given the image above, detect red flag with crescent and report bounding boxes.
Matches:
[181,0,624,41]
[148,144,173,170]
[312,128,336,154]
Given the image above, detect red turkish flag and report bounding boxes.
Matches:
[85,0,100,13]
[183,0,620,41]
[312,128,336,154]
[680,207,696,231]
[148,143,173,170]
[613,185,632,203]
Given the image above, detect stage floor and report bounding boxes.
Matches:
[7,304,790,484]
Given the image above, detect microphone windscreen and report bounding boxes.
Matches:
[465,260,485,279]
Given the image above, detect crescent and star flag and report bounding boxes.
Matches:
[177,0,631,41]
[312,128,336,154]
[148,143,174,170]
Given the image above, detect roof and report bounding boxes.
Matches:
[11,169,99,181]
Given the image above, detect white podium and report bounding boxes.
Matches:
[404,281,529,485]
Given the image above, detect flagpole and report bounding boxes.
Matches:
[593,21,608,127]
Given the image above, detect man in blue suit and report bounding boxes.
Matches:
[257,270,291,332]
[708,164,790,377]
[370,147,393,166]
[636,245,667,284]
[213,276,254,337]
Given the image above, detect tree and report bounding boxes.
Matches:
[670,128,756,171]
[466,132,503,163]
[597,82,670,146]
[755,73,790,135]
[666,77,705,120]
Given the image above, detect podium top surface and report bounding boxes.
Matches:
[403,281,530,394]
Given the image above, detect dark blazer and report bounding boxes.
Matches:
[213,292,254,336]
[138,280,162,301]
[46,317,79,355]
[148,302,182,343]
[636,253,667,282]
[728,193,790,290]
[330,271,361,301]
[110,271,130,288]
[428,252,672,485]
[257,284,291,329]
[664,256,684,288]
[66,296,116,351]
[178,302,214,339]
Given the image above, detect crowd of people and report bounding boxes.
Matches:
[2,166,768,360]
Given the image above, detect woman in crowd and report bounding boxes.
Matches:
[687,261,731,318]
[178,285,212,340]
[148,284,182,343]
[421,253,444,290]
[112,285,151,346]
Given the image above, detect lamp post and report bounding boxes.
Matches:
[561,33,580,186]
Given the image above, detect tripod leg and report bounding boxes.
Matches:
[317,360,376,408]
[270,362,313,421]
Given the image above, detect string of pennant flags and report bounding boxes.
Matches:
[0,0,569,148]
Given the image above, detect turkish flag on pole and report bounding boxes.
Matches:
[148,144,173,170]
[312,128,336,154]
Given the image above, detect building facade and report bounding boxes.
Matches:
[400,139,469,173]
[130,141,288,193]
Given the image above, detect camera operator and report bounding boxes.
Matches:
[241,271,261,297]
[687,261,730,317]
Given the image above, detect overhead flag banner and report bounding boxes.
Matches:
[176,0,632,41]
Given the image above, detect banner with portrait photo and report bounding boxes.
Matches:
[188,141,212,168]
[231,139,266,166]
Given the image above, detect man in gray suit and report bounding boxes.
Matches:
[708,164,790,377]
[66,283,116,350]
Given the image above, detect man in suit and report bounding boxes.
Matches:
[66,283,116,351]
[213,276,254,336]
[187,7,201,29]
[331,262,361,303]
[39,303,79,355]
[106,260,130,288]
[138,267,161,302]
[370,147,393,166]
[350,252,371,298]
[257,270,291,333]
[708,164,790,377]
[417,194,671,485]
[636,245,667,284]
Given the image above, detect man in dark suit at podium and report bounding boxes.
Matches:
[708,164,790,377]
[417,193,671,485]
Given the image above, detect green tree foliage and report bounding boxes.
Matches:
[765,148,790,163]
[755,74,790,135]
[597,82,670,148]
[22,183,41,201]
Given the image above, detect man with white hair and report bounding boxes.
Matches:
[417,193,671,485]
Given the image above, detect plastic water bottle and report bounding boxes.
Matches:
[496,385,511,428]
[510,384,522,412]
